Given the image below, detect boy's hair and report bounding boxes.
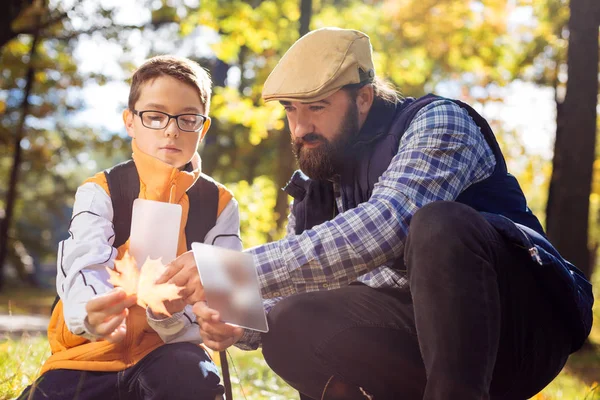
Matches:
[128,55,212,114]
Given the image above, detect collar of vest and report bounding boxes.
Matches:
[351,97,400,147]
[131,139,202,203]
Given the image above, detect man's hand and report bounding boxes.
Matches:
[85,287,137,343]
[193,301,244,351]
[156,250,205,304]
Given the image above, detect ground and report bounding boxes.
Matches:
[0,279,598,400]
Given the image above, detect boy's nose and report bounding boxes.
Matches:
[164,118,180,138]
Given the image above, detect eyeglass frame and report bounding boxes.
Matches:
[132,109,210,132]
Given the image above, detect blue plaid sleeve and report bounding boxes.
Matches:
[246,99,496,298]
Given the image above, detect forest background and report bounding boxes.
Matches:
[0,0,599,399]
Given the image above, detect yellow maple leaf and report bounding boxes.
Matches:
[137,257,182,316]
[107,251,139,295]
[106,251,182,316]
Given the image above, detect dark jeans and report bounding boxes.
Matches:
[262,202,573,400]
[18,342,224,400]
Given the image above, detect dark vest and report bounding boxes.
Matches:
[285,94,544,236]
[284,94,593,352]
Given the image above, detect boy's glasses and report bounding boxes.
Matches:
[133,110,209,132]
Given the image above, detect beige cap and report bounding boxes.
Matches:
[262,27,375,103]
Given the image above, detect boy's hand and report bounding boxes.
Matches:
[85,287,137,343]
[149,298,186,319]
[157,251,205,304]
[193,301,244,351]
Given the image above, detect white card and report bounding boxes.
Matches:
[129,198,182,266]
[191,242,269,333]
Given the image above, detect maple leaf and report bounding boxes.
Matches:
[107,251,139,295]
[106,251,182,316]
[137,257,182,316]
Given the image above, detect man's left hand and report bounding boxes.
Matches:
[157,250,205,304]
[193,301,244,351]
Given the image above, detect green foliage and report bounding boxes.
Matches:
[0,1,133,273]
[218,348,298,399]
[0,334,50,400]
[228,176,283,248]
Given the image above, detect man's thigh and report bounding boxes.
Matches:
[262,284,426,400]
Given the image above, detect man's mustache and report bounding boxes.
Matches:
[294,133,326,147]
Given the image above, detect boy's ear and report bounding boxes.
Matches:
[123,109,135,138]
[199,117,211,141]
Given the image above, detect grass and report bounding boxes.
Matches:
[0,273,599,400]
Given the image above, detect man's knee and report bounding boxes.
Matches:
[409,202,481,243]
[406,201,492,275]
[262,293,327,374]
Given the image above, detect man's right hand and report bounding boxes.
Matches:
[193,301,244,351]
[85,287,137,343]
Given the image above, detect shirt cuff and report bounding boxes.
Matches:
[235,328,262,351]
[146,308,187,334]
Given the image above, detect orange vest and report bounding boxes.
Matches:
[41,144,232,374]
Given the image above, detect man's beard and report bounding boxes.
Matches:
[292,104,360,181]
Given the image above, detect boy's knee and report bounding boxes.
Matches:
[137,343,223,399]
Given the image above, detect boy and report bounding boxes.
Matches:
[19,55,241,400]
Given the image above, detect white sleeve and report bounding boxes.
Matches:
[57,182,117,340]
[203,198,243,251]
[147,198,242,344]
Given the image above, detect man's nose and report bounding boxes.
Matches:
[293,117,314,140]
[164,117,180,138]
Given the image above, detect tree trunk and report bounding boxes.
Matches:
[0,21,40,289]
[272,0,312,236]
[545,0,599,279]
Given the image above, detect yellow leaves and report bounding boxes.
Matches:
[137,258,181,317]
[107,252,139,295]
[107,252,181,316]
[211,87,285,146]
[228,176,280,248]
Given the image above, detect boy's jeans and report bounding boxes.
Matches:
[19,342,224,400]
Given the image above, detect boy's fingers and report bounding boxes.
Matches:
[95,311,127,337]
[157,251,195,284]
[105,322,127,343]
[182,287,205,305]
[86,288,126,312]
[155,263,183,284]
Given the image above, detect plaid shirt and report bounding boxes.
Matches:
[237,99,496,350]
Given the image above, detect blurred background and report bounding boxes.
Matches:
[0,0,598,399]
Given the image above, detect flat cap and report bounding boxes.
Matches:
[262,27,375,103]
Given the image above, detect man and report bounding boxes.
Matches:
[162,28,593,400]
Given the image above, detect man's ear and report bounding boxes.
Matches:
[123,109,135,138]
[356,84,374,120]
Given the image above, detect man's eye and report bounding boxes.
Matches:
[309,106,324,111]
[284,106,294,112]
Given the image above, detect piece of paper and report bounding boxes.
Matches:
[129,198,182,265]
[191,242,269,333]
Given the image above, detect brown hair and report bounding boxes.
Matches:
[343,76,402,106]
[128,55,212,113]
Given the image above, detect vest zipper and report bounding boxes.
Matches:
[514,224,543,266]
